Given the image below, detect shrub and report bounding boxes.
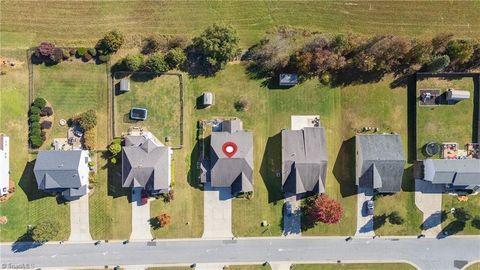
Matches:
[453,207,471,222]
[110,157,117,164]
[431,33,454,55]
[108,141,122,157]
[319,72,331,85]
[40,121,52,130]
[36,42,55,57]
[40,106,53,117]
[163,190,175,203]
[30,126,41,136]
[446,39,474,64]
[165,47,186,69]
[83,129,96,150]
[41,130,47,141]
[306,194,344,224]
[141,36,166,54]
[98,54,111,63]
[29,114,40,123]
[157,213,171,227]
[425,55,450,72]
[30,134,43,148]
[76,47,87,57]
[96,30,124,55]
[87,48,97,57]
[388,211,405,225]
[69,48,76,56]
[191,24,240,72]
[31,122,40,130]
[83,53,93,62]
[62,49,71,60]
[167,36,187,49]
[406,40,433,65]
[50,48,64,63]
[31,220,60,243]
[121,54,144,72]
[33,97,47,109]
[145,53,168,73]
[234,99,249,112]
[76,109,97,131]
[30,106,41,116]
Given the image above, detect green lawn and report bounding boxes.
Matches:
[0,50,70,242]
[34,61,109,150]
[466,262,480,270]
[441,194,480,236]
[416,78,475,159]
[2,1,480,48]
[229,265,271,270]
[292,263,416,270]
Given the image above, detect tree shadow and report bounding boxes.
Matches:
[149,217,161,230]
[373,214,387,230]
[130,72,157,82]
[107,161,129,199]
[421,210,447,230]
[11,231,42,253]
[187,137,205,191]
[358,218,374,233]
[331,66,385,87]
[406,73,417,162]
[18,161,50,201]
[259,132,283,204]
[300,196,316,232]
[473,75,479,143]
[437,220,465,239]
[184,47,216,77]
[332,137,357,198]
[401,165,415,192]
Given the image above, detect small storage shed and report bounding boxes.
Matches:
[446,89,470,101]
[279,73,298,86]
[202,92,214,107]
[120,78,130,92]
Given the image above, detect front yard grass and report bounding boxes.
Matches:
[416,78,475,159]
[0,50,70,241]
[466,262,480,270]
[292,263,416,270]
[441,194,480,236]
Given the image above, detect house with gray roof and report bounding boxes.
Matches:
[122,132,172,195]
[209,119,254,196]
[281,127,328,196]
[423,159,480,192]
[356,134,406,193]
[34,150,90,201]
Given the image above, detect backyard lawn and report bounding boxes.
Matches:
[0,50,70,242]
[441,194,480,236]
[416,78,475,159]
[291,263,416,270]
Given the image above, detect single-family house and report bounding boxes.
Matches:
[209,119,254,196]
[34,150,90,201]
[0,134,10,196]
[422,159,480,192]
[356,134,406,193]
[281,127,328,196]
[122,132,172,195]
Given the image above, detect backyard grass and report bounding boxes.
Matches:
[0,50,70,242]
[2,1,480,48]
[291,263,416,270]
[441,194,480,236]
[467,262,480,270]
[33,61,109,150]
[416,78,475,159]
[229,265,271,270]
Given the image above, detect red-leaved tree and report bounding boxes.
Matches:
[37,42,55,57]
[306,194,344,224]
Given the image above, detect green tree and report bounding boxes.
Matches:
[192,24,240,72]
[31,220,60,243]
[96,30,124,55]
[33,97,47,109]
[453,207,471,222]
[76,109,97,131]
[145,53,169,73]
[121,54,144,72]
[425,55,450,72]
[446,39,474,64]
[406,40,433,65]
[108,141,122,157]
[165,47,186,69]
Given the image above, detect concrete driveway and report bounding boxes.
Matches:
[283,195,301,237]
[202,183,233,239]
[415,179,444,237]
[130,188,152,240]
[355,188,374,237]
[68,194,92,242]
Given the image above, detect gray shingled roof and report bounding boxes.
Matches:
[34,150,89,198]
[356,134,406,193]
[210,120,253,194]
[282,127,328,195]
[423,159,480,189]
[122,135,171,192]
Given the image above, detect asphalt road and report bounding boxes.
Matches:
[1,237,479,270]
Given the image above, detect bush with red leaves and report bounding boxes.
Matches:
[306,194,344,224]
[40,121,52,130]
[37,42,55,57]
[40,107,53,117]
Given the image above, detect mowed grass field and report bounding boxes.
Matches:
[0,50,70,241]
[416,78,475,159]
[441,194,480,235]
[1,1,480,49]
[292,263,416,270]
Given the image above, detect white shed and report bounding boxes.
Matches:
[120,78,130,92]
[447,89,470,101]
[202,92,214,107]
[279,73,298,86]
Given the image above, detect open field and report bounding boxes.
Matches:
[0,50,70,242]
[34,61,109,150]
[416,78,475,159]
[2,1,480,49]
[441,194,480,236]
[292,263,416,270]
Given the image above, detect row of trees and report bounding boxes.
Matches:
[29,97,53,148]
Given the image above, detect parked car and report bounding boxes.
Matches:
[285,201,293,216]
[367,200,374,215]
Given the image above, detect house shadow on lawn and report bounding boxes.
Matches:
[260,133,283,204]
[187,138,205,191]
[11,232,42,253]
[401,165,415,192]
[18,161,50,201]
[333,137,357,198]
[106,161,130,199]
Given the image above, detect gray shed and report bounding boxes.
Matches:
[446,89,470,101]
[120,78,130,92]
[202,92,214,107]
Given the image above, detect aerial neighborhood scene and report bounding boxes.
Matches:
[1,1,480,270]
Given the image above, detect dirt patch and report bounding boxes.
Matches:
[0,57,25,69]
